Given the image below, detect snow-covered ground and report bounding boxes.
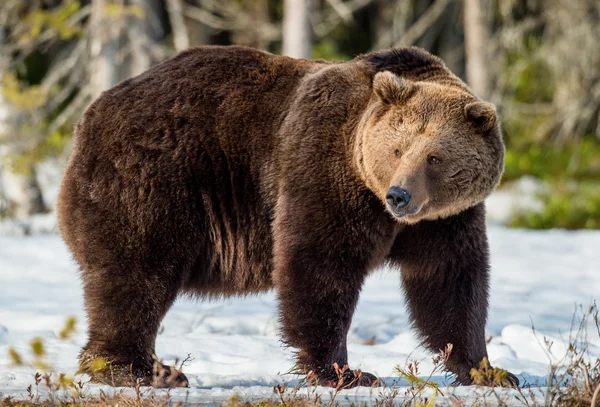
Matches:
[1,225,599,404]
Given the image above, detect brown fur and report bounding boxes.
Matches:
[57,45,516,387]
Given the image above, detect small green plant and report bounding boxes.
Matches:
[9,336,48,371]
[469,357,513,387]
[538,303,600,406]
[394,343,452,405]
[6,317,90,405]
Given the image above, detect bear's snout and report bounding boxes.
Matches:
[386,186,411,215]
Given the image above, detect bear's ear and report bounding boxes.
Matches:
[464,102,497,133]
[373,71,414,105]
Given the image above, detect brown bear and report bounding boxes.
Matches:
[57,45,518,388]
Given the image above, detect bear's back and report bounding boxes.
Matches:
[68,46,321,198]
[79,46,314,150]
[59,47,327,297]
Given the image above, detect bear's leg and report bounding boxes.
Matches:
[273,222,378,387]
[389,204,518,387]
[275,261,377,387]
[79,267,185,387]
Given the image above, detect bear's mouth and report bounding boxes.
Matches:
[387,202,422,220]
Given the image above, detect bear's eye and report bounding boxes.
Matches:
[427,156,442,166]
[394,149,401,158]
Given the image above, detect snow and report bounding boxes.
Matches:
[485,176,546,224]
[1,225,599,404]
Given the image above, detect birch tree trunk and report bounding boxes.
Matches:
[167,0,190,52]
[182,0,211,48]
[129,0,166,76]
[0,31,36,218]
[464,0,490,99]
[282,0,311,59]
[0,59,10,217]
[90,0,119,98]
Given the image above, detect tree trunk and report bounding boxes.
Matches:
[166,0,190,52]
[128,0,167,77]
[464,0,490,99]
[0,32,19,217]
[90,0,119,98]
[182,0,212,47]
[0,68,10,218]
[282,0,311,59]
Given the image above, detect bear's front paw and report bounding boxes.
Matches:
[505,371,520,387]
[309,364,380,388]
[340,370,379,388]
[152,362,189,388]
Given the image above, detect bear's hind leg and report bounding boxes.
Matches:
[80,266,186,387]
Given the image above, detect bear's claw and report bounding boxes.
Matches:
[152,362,189,388]
[505,372,520,387]
[323,370,380,388]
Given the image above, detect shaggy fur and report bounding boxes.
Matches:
[57,45,516,387]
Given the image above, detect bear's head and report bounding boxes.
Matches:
[356,71,504,224]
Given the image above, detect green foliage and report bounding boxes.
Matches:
[469,357,514,387]
[312,40,348,62]
[509,181,600,229]
[104,4,145,20]
[503,139,600,183]
[500,38,556,149]
[503,139,600,230]
[7,347,22,366]
[58,316,77,340]
[88,357,107,374]
[8,126,71,175]
[499,18,600,227]
[392,343,452,405]
[21,0,83,42]
[395,365,442,397]
[30,338,45,358]
[8,319,77,367]
[1,72,49,109]
[505,47,555,105]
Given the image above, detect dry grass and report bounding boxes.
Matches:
[5,305,600,407]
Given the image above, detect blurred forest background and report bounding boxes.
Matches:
[0,0,599,232]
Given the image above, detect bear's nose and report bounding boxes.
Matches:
[386,186,411,210]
